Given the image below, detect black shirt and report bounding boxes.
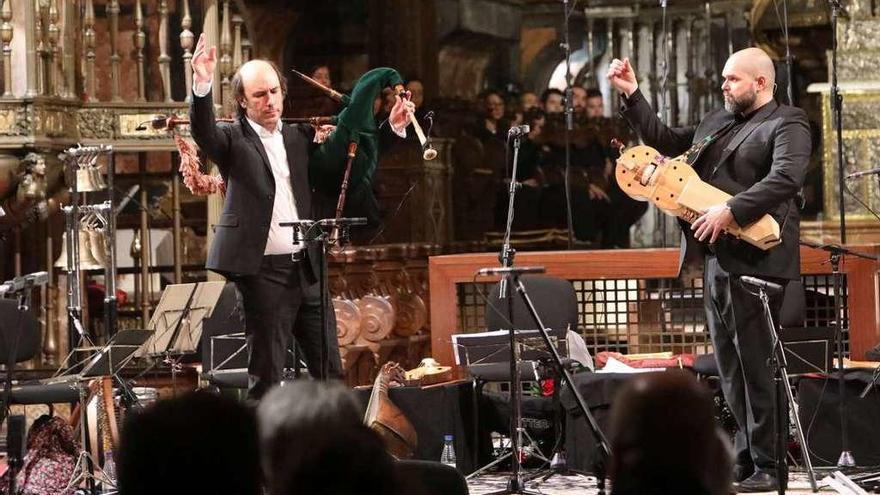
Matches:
[694,109,754,182]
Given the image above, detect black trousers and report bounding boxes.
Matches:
[704,255,788,472]
[234,253,342,400]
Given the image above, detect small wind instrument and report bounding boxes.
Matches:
[614,142,781,250]
[291,68,437,161]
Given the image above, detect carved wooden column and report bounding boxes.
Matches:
[134,0,145,101]
[232,14,242,72]
[241,37,252,64]
[34,0,46,95]
[202,0,223,282]
[180,0,194,101]
[83,0,96,101]
[159,0,172,102]
[23,0,37,97]
[108,0,121,101]
[47,0,59,96]
[1,0,12,97]
[219,0,232,113]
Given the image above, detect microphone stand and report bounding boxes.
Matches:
[560,0,576,249]
[480,129,611,495]
[828,0,855,469]
[748,283,818,493]
[281,217,365,380]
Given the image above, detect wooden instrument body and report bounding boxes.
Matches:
[364,362,418,459]
[614,145,781,250]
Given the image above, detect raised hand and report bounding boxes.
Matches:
[607,58,638,98]
[389,91,416,134]
[192,33,217,84]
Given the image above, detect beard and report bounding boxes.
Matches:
[723,88,757,114]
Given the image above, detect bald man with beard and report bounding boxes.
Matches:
[608,47,810,492]
[189,34,413,400]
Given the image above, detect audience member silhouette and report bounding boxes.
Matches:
[608,370,732,495]
[116,391,261,495]
[258,381,397,495]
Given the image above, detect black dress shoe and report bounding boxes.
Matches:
[732,464,755,483]
[733,471,778,493]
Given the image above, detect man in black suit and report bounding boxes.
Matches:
[189,34,413,399]
[608,47,810,492]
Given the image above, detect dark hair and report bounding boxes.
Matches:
[231,59,288,119]
[117,391,261,495]
[586,88,603,99]
[258,381,396,495]
[608,370,731,495]
[523,107,546,124]
[541,88,564,103]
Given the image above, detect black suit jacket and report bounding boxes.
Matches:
[190,91,337,279]
[620,89,810,280]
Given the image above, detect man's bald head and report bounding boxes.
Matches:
[721,47,776,115]
[231,59,287,122]
[729,47,776,86]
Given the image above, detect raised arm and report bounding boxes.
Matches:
[188,33,231,167]
[608,57,695,157]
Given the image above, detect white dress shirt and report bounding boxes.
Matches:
[245,118,304,255]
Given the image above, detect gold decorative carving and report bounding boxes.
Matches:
[841,20,880,51]
[34,107,76,137]
[838,52,880,81]
[819,91,880,220]
[118,113,168,138]
[77,109,116,139]
[0,105,30,136]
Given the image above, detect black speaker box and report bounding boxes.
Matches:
[798,370,880,467]
[779,326,834,376]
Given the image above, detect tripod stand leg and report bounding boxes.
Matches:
[783,378,819,492]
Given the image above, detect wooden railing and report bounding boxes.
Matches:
[428,247,880,367]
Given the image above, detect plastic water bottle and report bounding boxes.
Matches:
[101,451,117,493]
[440,434,457,468]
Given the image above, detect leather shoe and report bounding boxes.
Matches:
[732,464,755,483]
[733,470,778,493]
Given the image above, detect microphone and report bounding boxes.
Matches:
[476,266,546,276]
[845,167,880,179]
[740,275,784,294]
[114,185,140,215]
[0,271,49,295]
[508,125,530,137]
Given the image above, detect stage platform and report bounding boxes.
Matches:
[468,470,851,494]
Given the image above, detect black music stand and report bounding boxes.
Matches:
[455,328,568,478]
[81,329,152,379]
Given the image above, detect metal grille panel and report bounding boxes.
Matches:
[456,274,849,357]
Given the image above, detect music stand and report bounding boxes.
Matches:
[454,328,569,382]
[455,328,569,480]
[139,282,225,357]
[82,329,152,379]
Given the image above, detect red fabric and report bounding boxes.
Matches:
[0,416,78,495]
[595,351,695,370]
[175,135,226,196]
[541,378,555,397]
